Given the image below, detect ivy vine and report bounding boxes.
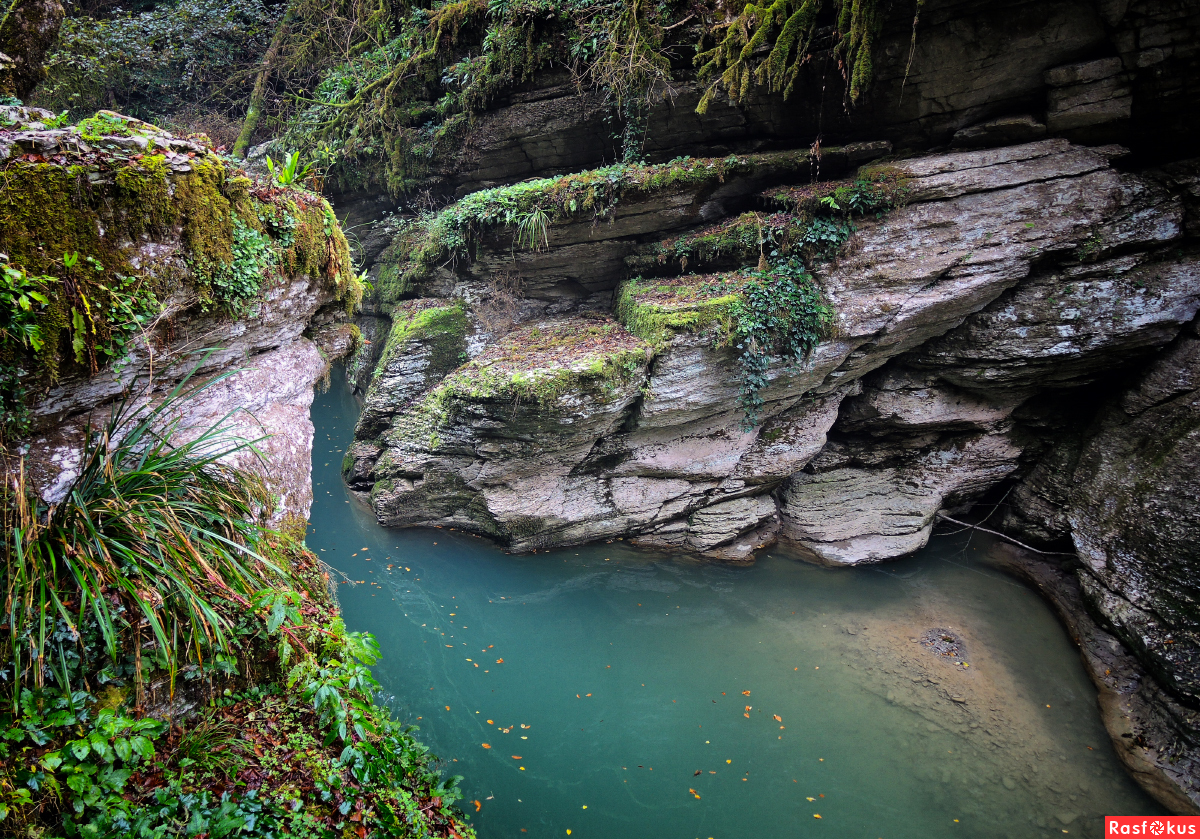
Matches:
[729,259,832,428]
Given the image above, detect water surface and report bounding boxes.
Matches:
[307,372,1163,838]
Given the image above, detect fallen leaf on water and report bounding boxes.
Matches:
[586,693,592,697]
[819,794,824,798]
[744,713,750,718]
[474,801,481,812]
[745,705,751,711]
[497,658,504,663]
[773,715,782,722]
[694,770,701,776]
[813,814,822,819]
[742,691,751,696]
[445,706,451,711]
[807,797,815,802]
[512,755,522,759]
[726,760,731,764]
[482,744,491,749]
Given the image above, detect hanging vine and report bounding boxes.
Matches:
[694,0,883,113]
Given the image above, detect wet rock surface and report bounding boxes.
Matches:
[353,142,1200,572]
[323,0,1200,808]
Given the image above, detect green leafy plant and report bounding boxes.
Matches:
[0,261,54,439]
[265,151,314,187]
[728,259,832,427]
[0,687,164,825]
[212,217,274,304]
[514,206,551,252]
[0,261,52,352]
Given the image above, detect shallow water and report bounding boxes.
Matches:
[307,372,1164,838]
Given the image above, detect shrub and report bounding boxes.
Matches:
[2,368,284,712]
[728,259,832,427]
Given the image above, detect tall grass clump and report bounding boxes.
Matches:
[2,369,286,712]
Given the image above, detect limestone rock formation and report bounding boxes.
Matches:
[344,139,1200,570]
[5,115,360,524]
[315,0,1200,809]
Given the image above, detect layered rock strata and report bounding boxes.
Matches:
[343,134,1200,810]
[349,140,1200,563]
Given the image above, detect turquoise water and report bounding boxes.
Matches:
[307,372,1164,838]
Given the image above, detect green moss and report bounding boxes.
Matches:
[387,318,649,450]
[387,150,817,291]
[75,111,140,141]
[0,132,361,430]
[615,273,746,347]
[372,300,470,391]
[695,0,882,112]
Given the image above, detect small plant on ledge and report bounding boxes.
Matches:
[728,259,833,429]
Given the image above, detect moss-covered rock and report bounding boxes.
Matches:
[0,112,362,437]
[0,0,64,98]
[381,149,826,294]
[615,271,746,347]
[362,315,651,547]
[353,299,472,441]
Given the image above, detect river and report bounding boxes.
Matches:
[306,369,1164,838]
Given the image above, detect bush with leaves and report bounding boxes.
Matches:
[1,688,166,825]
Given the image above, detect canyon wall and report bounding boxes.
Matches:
[332,0,1200,811]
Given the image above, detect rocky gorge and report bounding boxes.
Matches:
[3,0,1198,829]
[316,0,1200,815]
